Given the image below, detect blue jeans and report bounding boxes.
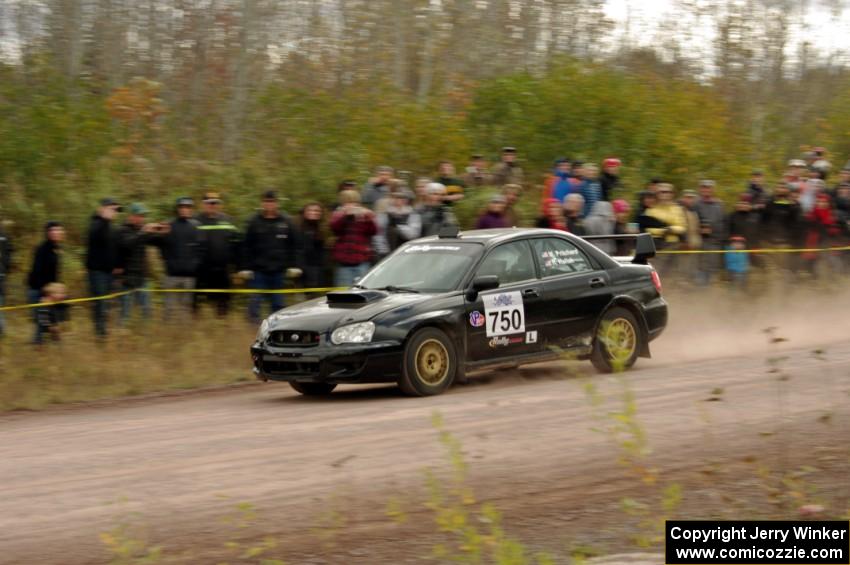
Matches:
[249,271,285,324]
[88,271,113,337]
[120,285,151,323]
[334,263,369,288]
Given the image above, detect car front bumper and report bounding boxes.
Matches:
[250,340,404,384]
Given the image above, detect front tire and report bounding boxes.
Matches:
[289,382,337,396]
[591,306,642,373]
[398,327,457,396]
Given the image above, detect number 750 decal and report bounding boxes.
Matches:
[482,291,526,337]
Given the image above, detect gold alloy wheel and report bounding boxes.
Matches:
[604,317,637,361]
[414,338,450,385]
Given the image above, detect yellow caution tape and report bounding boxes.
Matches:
[0,287,345,312]
[656,245,850,255]
[2,244,849,312]
[0,290,137,312]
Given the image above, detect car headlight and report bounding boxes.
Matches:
[331,322,375,345]
[256,318,271,342]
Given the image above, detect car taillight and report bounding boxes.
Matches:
[650,269,662,294]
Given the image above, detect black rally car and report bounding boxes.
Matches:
[251,228,667,396]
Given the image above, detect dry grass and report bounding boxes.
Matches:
[0,303,257,411]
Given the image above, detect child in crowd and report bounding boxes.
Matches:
[35,282,69,344]
[724,236,750,290]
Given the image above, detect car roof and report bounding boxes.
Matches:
[418,227,582,248]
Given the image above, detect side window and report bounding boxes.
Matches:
[476,241,536,285]
[532,237,592,277]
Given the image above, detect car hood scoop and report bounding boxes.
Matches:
[325,290,388,304]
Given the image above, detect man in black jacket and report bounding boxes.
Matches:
[153,197,203,318]
[28,221,65,343]
[116,203,158,322]
[195,191,241,317]
[0,221,12,337]
[241,191,301,323]
[86,198,122,337]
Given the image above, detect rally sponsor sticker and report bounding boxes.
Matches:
[468,311,485,328]
[482,291,525,337]
[489,335,524,348]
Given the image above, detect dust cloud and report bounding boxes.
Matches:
[652,284,850,364]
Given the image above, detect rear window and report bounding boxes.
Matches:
[531,237,592,277]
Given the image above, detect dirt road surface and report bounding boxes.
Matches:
[2,338,849,563]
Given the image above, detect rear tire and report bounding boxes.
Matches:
[591,307,641,373]
[398,327,457,396]
[289,382,337,396]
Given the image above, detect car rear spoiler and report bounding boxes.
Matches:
[581,233,656,264]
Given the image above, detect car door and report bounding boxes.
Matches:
[529,236,613,350]
[465,240,546,362]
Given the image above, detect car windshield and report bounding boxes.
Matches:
[359,242,483,292]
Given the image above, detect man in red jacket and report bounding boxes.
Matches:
[331,189,378,287]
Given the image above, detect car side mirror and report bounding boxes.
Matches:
[467,275,500,301]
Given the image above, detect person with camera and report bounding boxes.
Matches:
[116,203,161,322]
[378,190,422,252]
[241,191,302,323]
[85,197,122,338]
[330,190,377,287]
[419,183,458,237]
[362,166,395,209]
[151,197,203,319]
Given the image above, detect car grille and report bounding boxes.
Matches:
[267,330,321,347]
[262,359,321,376]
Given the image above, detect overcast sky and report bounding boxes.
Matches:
[604,0,850,67]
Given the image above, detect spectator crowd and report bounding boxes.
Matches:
[2,146,850,343]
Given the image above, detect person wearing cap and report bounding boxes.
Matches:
[419,183,458,237]
[694,180,727,286]
[376,189,421,253]
[116,203,160,322]
[330,190,377,287]
[785,159,807,192]
[85,197,123,338]
[600,157,622,202]
[463,154,492,187]
[151,197,203,318]
[0,218,12,338]
[195,191,241,317]
[491,147,524,186]
[677,189,703,282]
[362,166,394,209]
[27,221,66,343]
[475,194,510,230]
[242,190,302,323]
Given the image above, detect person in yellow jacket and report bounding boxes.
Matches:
[641,183,687,278]
[644,183,687,244]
